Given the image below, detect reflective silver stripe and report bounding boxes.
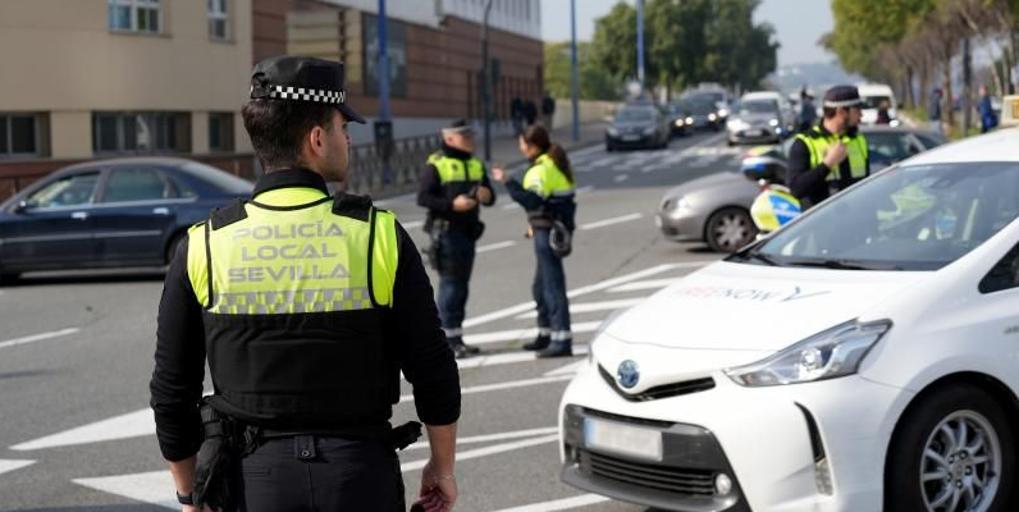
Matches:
[442,327,464,338]
[537,327,551,336]
[92,230,163,239]
[550,331,572,341]
[209,287,373,314]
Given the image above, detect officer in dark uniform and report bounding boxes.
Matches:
[150,56,461,512]
[786,85,870,209]
[417,120,496,358]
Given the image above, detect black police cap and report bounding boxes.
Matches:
[249,55,366,124]
[823,85,863,109]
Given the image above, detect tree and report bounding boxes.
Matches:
[543,41,621,101]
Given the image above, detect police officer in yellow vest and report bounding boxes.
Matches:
[492,125,577,358]
[417,120,496,359]
[150,56,461,512]
[787,85,870,209]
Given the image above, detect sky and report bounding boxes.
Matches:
[539,0,835,67]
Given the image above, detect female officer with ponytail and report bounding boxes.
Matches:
[492,125,576,358]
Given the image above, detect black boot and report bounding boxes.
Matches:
[523,334,551,351]
[536,340,573,358]
[449,338,480,359]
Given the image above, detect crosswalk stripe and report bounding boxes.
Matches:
[490,494,611,512]
[453,345,588,372]
[0,327,80,350]
[73,471,177,510]
[400,434,559,472]
[404,426,558,451]
[608,277,683,293]
[464,320,602,346]
[579,212,643,230]
[514,299,643,319]
[11,408,154,451]
[0,459,35,477]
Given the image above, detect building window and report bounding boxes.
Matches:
[208,0,230,41]
[108,0,161,34]
[0,113,47,159]
[92,112,191,154]
[208,112,234,152]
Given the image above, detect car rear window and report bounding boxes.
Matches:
[179,162,253,195]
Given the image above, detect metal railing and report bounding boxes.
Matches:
[343,133,441,197]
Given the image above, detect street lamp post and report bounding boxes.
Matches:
[481,0,494,162]
[636,0,645,94]
[570,0,579,142]
[376,0,393,184]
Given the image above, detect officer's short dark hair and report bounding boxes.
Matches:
[242,98,337,170]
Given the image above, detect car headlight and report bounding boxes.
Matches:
[675,119,686,127]
[718,108,729,117]
[607,127,619,136]
[708,113,717,121]
[685,116,695,125]
[769,119,780,127]
[643,126,656,135]
[724,319,891,387]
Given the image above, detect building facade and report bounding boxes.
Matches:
[253,0,544,143]
[0,0,253,197]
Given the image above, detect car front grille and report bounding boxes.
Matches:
[579,449,716,496]
[599,365,715,402]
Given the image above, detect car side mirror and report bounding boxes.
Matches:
[13,200,32,213]
[908,143,922,156]
[742,162,783,182]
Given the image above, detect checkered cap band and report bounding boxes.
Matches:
[262,85,346,104]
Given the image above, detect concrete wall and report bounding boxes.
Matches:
[0,0,253,157]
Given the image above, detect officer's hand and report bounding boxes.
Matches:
[822,142,848,169]
[476,186,493,205]
[491,167,507,183]
[452,195,478,212]
[417,461,457,512]
[182,505,216,512]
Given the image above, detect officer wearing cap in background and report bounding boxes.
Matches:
[786,85,870,209]
[417,120,496,359]
[150,56,461,512]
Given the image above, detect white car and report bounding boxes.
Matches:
[858,83,898,125]
[558,129,1019,511]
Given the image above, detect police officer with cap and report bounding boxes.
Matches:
[150,55,461,511]
[786,85,870,209]
[417,119,496,359]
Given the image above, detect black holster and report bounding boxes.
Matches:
[423,217,449,272]
[192,401,255,510]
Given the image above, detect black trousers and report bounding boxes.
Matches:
[233,435,405,511]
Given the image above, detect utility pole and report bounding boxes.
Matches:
[481,0,494,162]
[570,0,579,142]
[636,0,645,94]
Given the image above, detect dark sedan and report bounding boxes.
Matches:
[0,157,253,283]
[605,105,671,151]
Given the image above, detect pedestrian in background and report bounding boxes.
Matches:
[541,91,556,127]
[418,119,496,358]
[511,96,524,136]
[978,85,998,133]
[491,125,576,358]
[798,90,817,132]
[523,98,538,126]
[929,88,943,134]
[876,99,892,125]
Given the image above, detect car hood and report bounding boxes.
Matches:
[611,121,654,130]
[733,112,778,124]
[594,261,928,386]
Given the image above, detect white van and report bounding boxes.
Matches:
[857,83,897,125]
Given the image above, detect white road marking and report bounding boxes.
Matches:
[585,155,617,168]
[400,434,559,472]
[502,202,522,210]
[0,459,35,477]
[544,360,586,377]
[578,213,643,231]
[404,426,558,451]
[401,375,574,404]
[575,185,595,195]
[515,298,643,319]
[463,262,690,328]
[464,321,602,346]
[372,192,416,207]
[608,277,683,293]
[613,174,629,183]
[477,240,518,253]
[569,144,605,159]
[11,407,154,451]
[0,327,80,350]
[491,494,611,512]
[401,219,425,230]
[73,471,177,510]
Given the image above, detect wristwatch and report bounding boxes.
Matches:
[176,491,194,506]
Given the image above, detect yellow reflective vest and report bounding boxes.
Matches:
[794,126,869,183]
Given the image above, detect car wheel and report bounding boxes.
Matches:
[727,139,736,147]
[886,384,1015,512]
[605,143,614,152]
[0,271,19,286]
[704,207,757,253]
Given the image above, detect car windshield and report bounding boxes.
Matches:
[684,100,716,115]
[687,92,724,104]
[615,108,654,122]
[862,95,892,109]
[866,132,915,162]
[747,162,1019,271]
[738,100,777,114]
[180,162,254,194]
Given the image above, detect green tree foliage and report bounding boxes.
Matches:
[543,42,620,100]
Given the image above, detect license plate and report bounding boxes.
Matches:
[622,134,640,141]
[583,417,663,461]
[745,129,763,137]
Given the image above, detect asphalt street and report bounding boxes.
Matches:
[0,130,746,511]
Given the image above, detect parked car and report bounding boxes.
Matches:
[606,104,671,151]
[677,96,723,132]
[685,89,732,123]
[726,93,791,146]
[858,83,898,125]
[0,157,253,282]
[657,126,947,252]
[561,128,1019,512]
